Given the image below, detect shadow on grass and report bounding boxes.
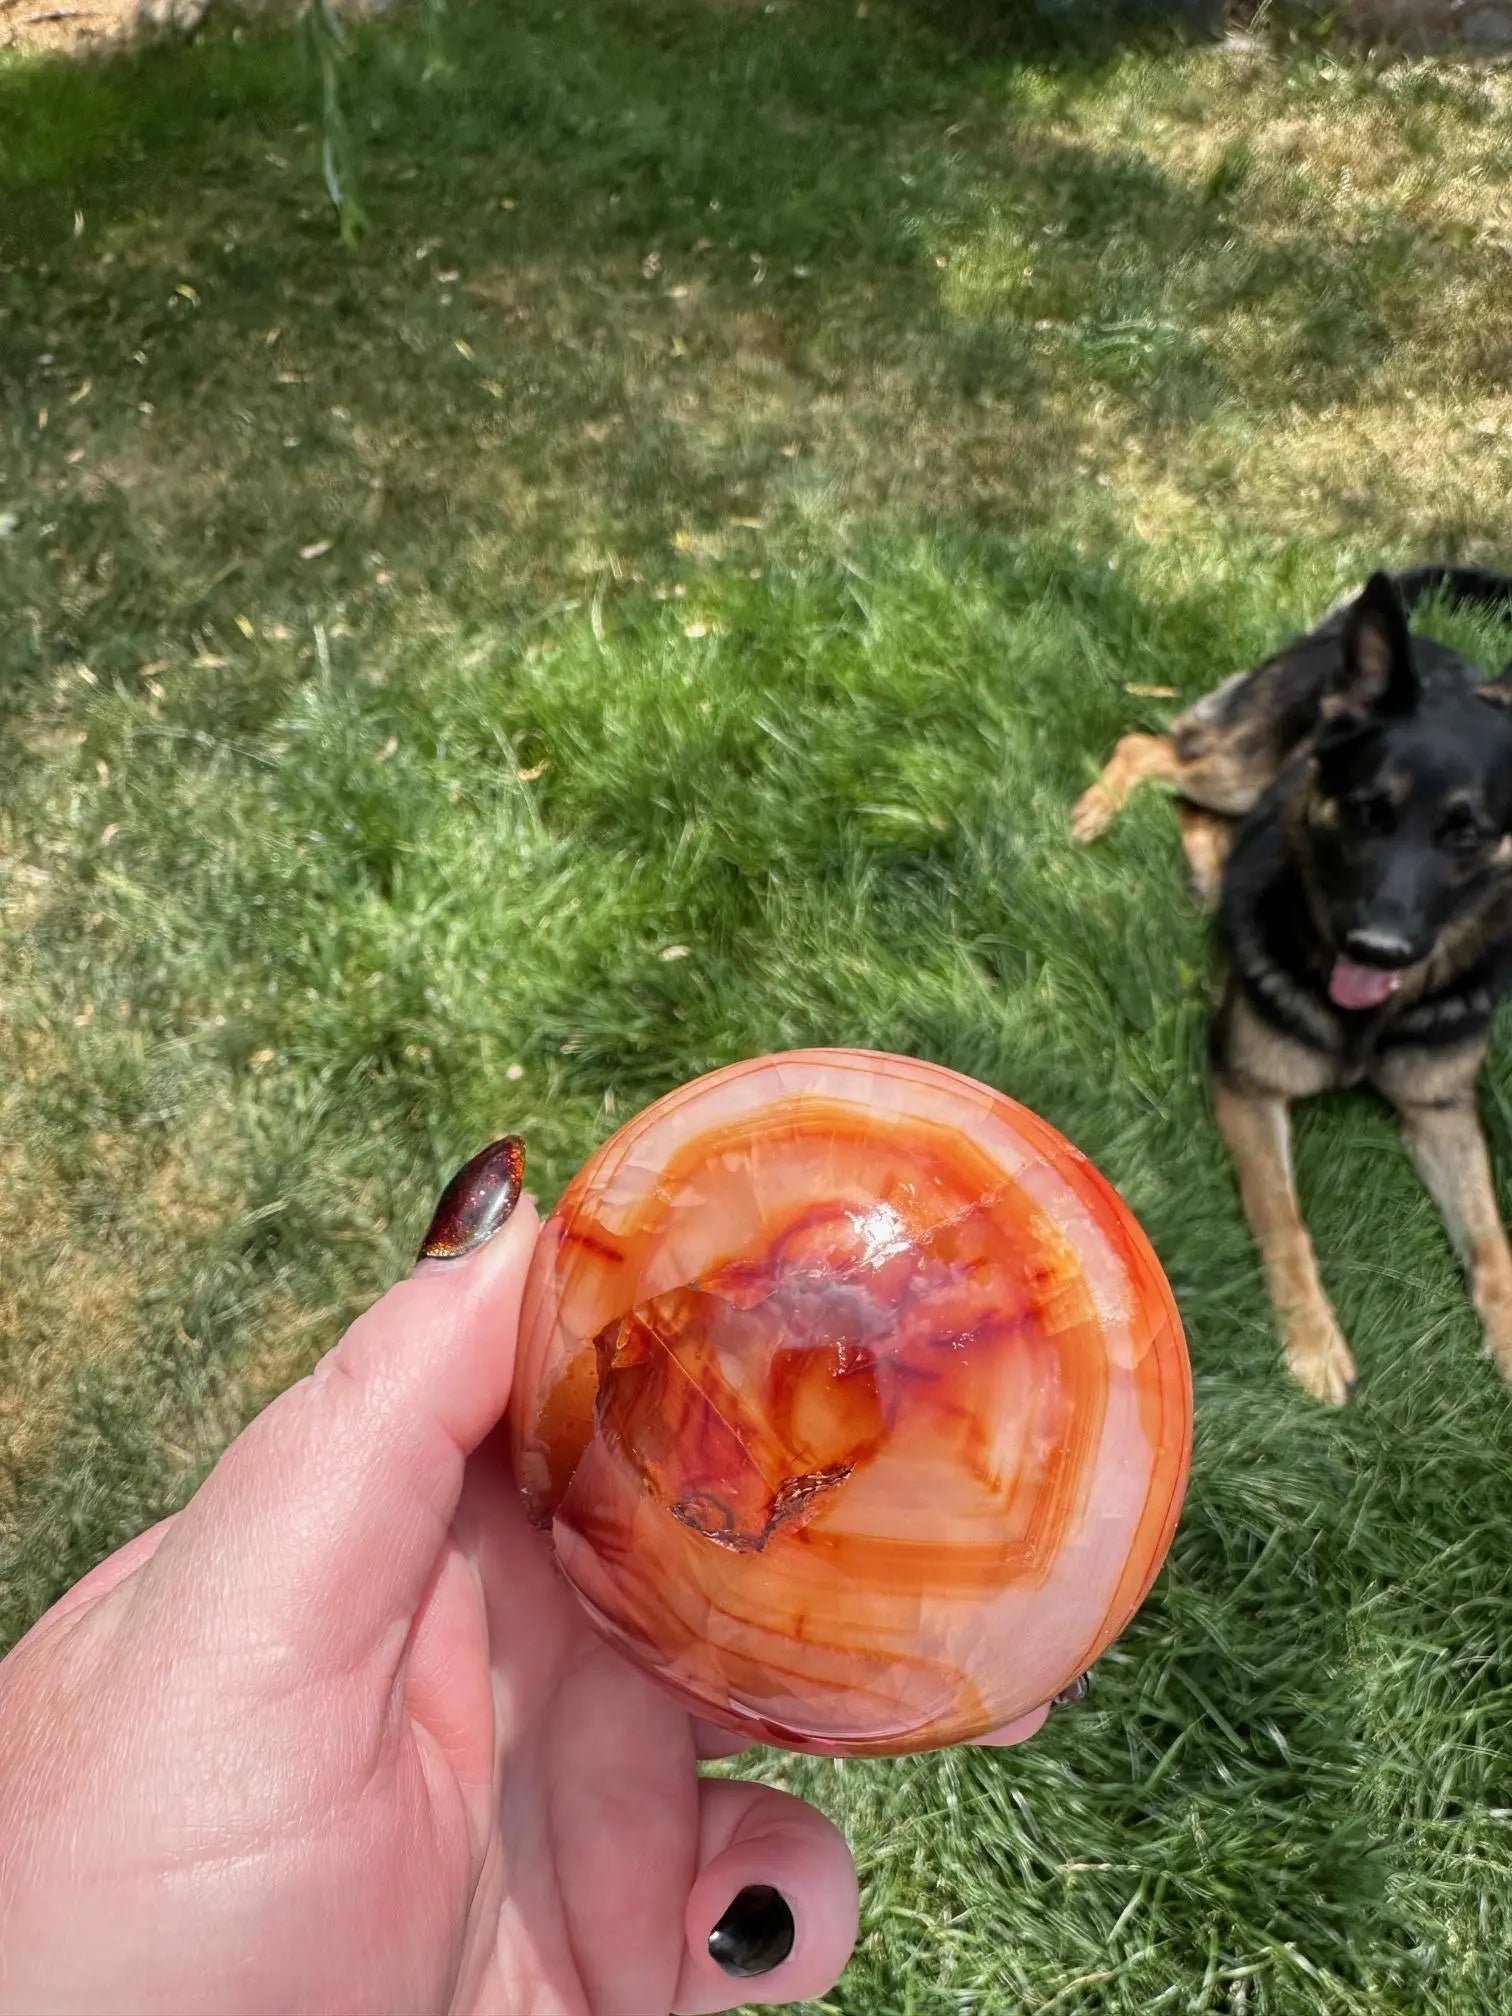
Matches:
[0,0,1493,727]
[904,0,1227,59]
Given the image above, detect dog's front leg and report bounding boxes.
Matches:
[1394,1097,1512,1385]
[1212,1077,1358,1405]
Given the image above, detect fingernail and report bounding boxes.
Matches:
[708,1884,795,1979]
[1053,1671,1091,1708]
[418,1136,525,1260]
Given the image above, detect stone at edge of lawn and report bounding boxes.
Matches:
[1036,0,1512,53]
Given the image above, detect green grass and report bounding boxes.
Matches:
[5,3,1512,2010]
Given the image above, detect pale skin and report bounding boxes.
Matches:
[0,1193,1050,2016]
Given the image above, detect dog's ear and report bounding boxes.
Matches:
[1327,572,1419,720]
[1474,661,1512,709]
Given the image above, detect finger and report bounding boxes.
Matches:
[135,1151,538,1671]
[672,1780,858,2014]
[971,1704,1052,1747]
[693,1719,759,1762]
[19,1515,176,1643]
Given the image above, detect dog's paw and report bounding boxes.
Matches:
[1069,783,1117,844]
[1477,1295,1512,1387]
[1466,1250,1512,1386]
[1283,1306,1358,1407]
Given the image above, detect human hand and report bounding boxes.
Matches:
[0,1137,1051,2016]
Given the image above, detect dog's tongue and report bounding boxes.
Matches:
[1329,960,1403,1012]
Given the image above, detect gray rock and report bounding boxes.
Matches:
[137,0,211,27]
[1464,5,1512,51]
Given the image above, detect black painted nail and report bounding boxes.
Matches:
[708,1884,795,1979]
[418,1136,525,1260]
[1053,1671,1091,1709]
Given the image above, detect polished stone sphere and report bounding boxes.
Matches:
[511,1049,1191,1757]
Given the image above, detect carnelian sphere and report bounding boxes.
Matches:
[511,1048,1191,1757]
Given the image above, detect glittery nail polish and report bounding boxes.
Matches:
[418,1136,524,1261]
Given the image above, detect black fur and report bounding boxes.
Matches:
[1214,569,1512,1085]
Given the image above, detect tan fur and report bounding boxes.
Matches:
[1211,962,1512,1399]
[1069,735,1236,908]
[1177,805,1233,914]
[1069,733,1185,842]
[1208,1000,1352,1402]
[1211,1077,1358,1407]
[1371,1040,1512,1382]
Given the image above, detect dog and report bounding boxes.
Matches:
[1072,566,1512,1404]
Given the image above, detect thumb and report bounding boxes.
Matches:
[136,1137,538,1672]
[673,1780,859,2013]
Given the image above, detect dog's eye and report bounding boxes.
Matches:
[1439,809,1488,857]
[1347,792,1395,836]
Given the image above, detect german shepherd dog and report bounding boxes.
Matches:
[1073,566,1512,1404]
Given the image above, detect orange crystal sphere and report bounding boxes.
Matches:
[511,1048,1191,1757]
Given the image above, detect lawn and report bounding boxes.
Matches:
[4,1,1512,2009]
